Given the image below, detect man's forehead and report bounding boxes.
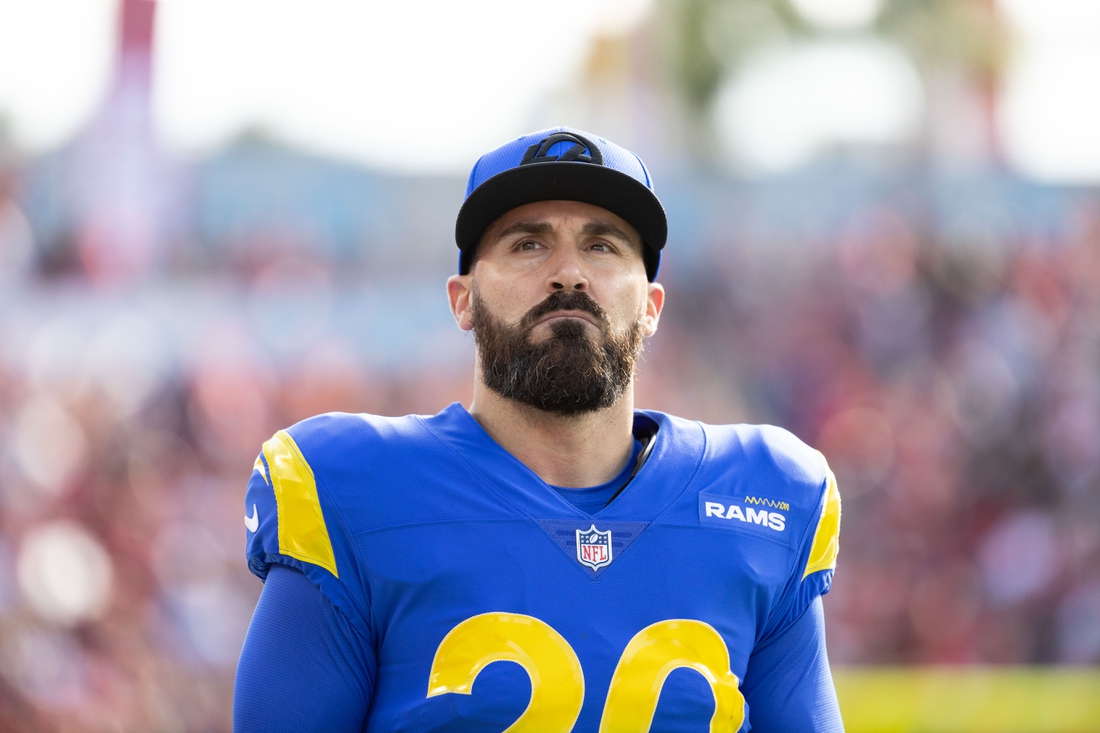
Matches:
[484,200,642,246]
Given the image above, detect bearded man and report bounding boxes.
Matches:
[234,128,844,732]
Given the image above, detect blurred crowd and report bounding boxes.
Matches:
[0,159,1098,731]
[650,191,1100,668]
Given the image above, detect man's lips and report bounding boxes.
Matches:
[534,310,601,328]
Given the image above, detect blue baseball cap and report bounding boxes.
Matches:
[455,126,667,281]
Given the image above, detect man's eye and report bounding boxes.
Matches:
[589,241,612,252]
[517,239,541,251]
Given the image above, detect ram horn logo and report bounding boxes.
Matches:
[520,132,604,166]
[576,524,613,570]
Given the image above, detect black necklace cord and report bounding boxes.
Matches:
[604,427,658,508]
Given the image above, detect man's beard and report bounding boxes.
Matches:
[470,288,646,416]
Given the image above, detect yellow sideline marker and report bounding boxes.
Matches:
[834,667,1100,733]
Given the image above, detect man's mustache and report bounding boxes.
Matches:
[519,291,611,331]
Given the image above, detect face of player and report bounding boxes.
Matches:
[447,200,664,414]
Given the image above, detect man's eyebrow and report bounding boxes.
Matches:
[494,221,554,240]
[581,221,634,242]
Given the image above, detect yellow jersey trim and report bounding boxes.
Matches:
[802,452,841,580]
[262,430,339,578]
[253,455,269,485]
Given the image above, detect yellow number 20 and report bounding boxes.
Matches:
[427,612,585,733]
[600,619,745,732]
[427,613,745,733]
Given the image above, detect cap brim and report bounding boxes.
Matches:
[455,162,667,281]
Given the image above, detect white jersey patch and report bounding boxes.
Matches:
[701,499,786,532]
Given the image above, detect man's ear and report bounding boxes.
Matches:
[447,275,475,332]
[644,282,665,336]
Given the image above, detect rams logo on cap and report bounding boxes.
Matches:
[520,132,604,166]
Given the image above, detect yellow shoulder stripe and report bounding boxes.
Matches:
[262,430,339,578]
[803,452,841,580]
[252,455,269,485]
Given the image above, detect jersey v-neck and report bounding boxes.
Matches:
[550,438,643,513]
[419,403,707,523]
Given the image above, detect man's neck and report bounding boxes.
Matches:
[468,380,637,489]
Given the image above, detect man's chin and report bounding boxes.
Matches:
[540,317,598,341]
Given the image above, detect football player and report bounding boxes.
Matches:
[234,128,843,732]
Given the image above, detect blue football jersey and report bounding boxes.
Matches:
[244,403,841,732]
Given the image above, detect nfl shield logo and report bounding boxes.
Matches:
[576,524,613,570]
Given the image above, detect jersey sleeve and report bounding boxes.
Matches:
[244,426,373,643]
[234,565,374,733]
[741,596,844,732]
[760,450,842,642]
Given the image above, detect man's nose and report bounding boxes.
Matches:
[547,247,588,292]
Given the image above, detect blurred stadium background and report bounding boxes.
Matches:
[0,0,1098,730]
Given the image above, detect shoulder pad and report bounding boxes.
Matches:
[743,424,827,492]
[751,445,842,641]
[259,428,339,577]
[244,416,374,640]
[802,453,840,579]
